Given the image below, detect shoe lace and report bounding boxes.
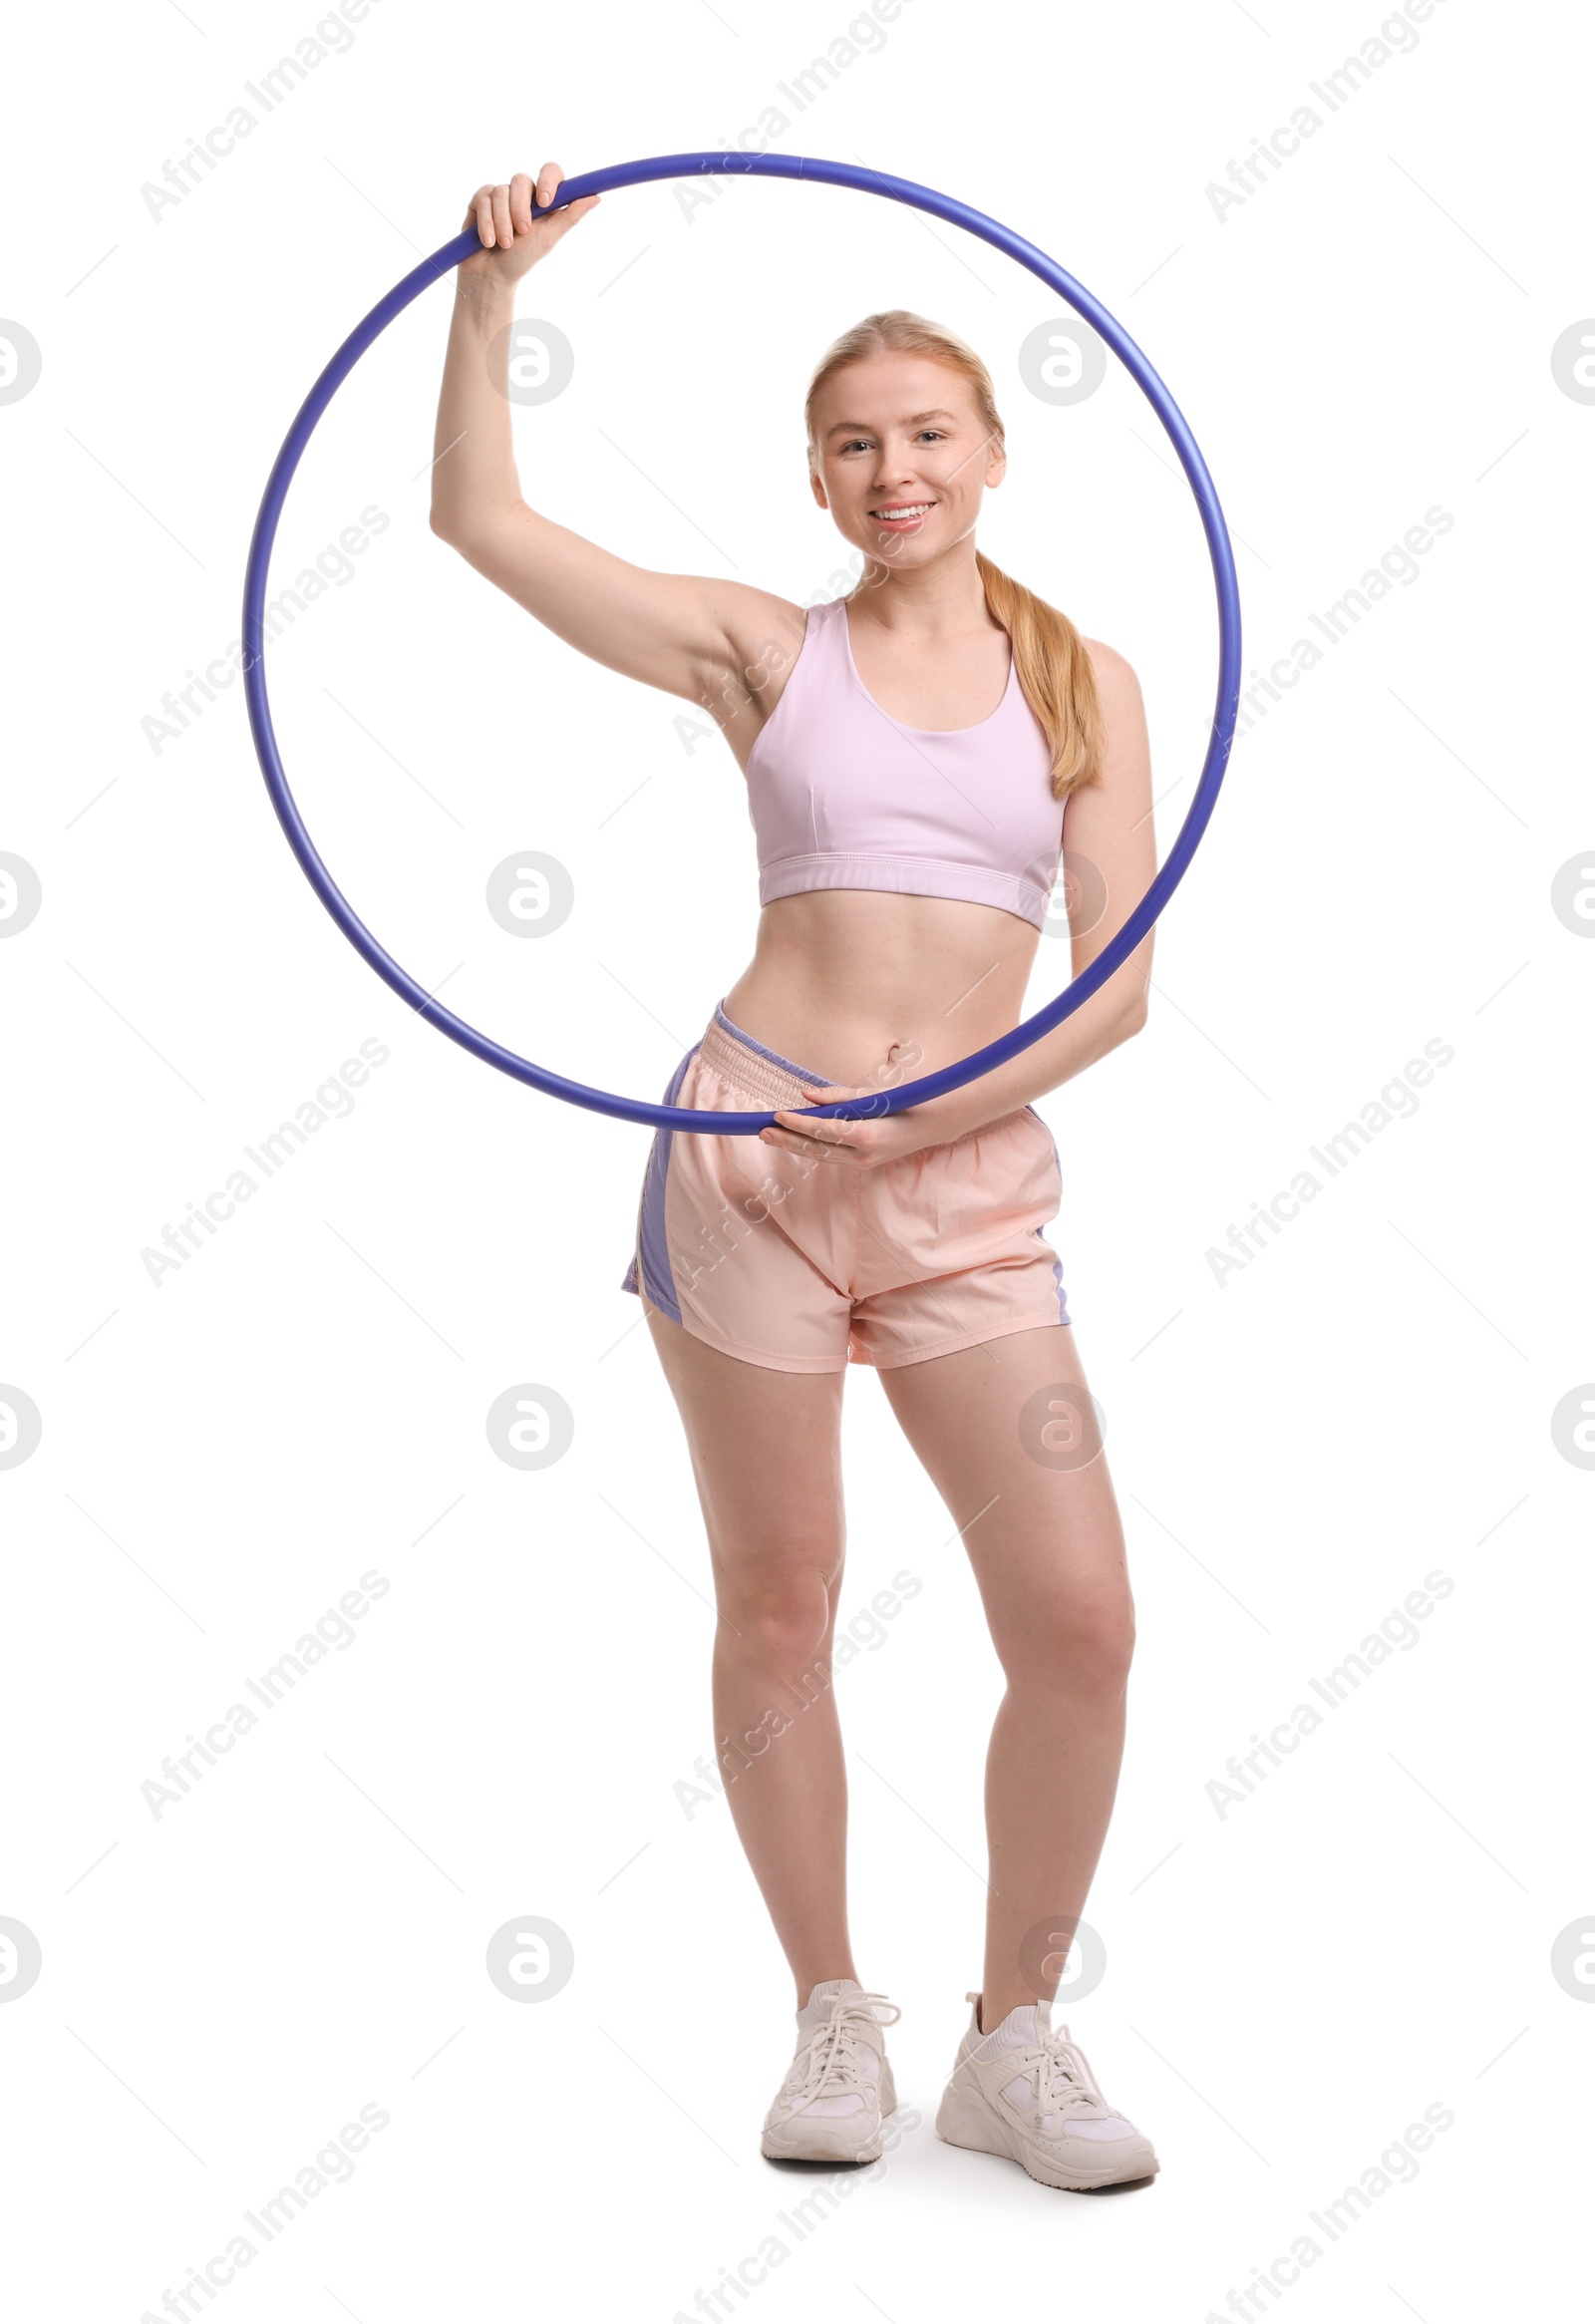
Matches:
[1018,2026,1106,2122]
[791,1990,901,2101]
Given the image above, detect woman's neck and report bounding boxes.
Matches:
[849,545,1000,639]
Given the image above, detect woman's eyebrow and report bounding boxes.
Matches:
[823,408,958,437]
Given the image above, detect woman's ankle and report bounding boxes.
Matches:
[976,1988,1040,2036]
[795,1967,862,2008]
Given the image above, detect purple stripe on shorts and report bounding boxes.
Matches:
[621,1044,700,1320]
[1041,1233,1073,1328]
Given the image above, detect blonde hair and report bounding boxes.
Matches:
[804,310,1102,802]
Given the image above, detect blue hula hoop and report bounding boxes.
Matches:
[243,152,1240,1135]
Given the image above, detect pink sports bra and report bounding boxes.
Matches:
[745,596,1064,932]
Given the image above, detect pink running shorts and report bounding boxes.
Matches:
[621,1003,1072,1374]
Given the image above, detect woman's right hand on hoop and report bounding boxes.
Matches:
[458,165,599,285]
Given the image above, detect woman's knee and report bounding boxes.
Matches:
[715,1544,842,1671]
[1003,1584,1136,1697]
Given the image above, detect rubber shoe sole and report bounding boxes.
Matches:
[935,2074,1157,2190]
[762,2060,896,2164]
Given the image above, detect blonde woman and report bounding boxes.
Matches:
[433,165,1160,2192]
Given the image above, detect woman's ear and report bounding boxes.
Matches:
[808,462,829,510]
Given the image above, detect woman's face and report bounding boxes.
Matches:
[807,353,1005,574]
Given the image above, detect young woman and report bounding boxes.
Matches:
[433,165,1160,2193]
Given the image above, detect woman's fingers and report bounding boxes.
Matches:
[761,1125,841,1160]
[461,169,600,263]
[470,170,604,277]
[464,170,553,248]
[798,1082,878,1125]
[758,1079,911,1166]
[764,1102,859,1158]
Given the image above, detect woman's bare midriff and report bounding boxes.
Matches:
[721,887,1042,1094]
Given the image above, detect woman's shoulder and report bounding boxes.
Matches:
[732,595,840,723]
[1079,634,1144,712]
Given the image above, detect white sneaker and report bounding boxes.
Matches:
[761,1978,900,2163]
[935,1993,1158,2189]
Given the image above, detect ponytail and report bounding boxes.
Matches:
[975,549,1102,802]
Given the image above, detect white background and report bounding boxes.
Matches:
[2,0,1591,2316]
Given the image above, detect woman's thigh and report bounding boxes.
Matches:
[644,1306,849,1620]
[877,1323,1133,1675]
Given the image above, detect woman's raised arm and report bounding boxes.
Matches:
[430,164,794,713]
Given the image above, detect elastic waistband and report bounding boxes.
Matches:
[759,850,1050,932]
[699,1002,830,1109]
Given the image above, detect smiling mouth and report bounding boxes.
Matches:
[868,500,935,527]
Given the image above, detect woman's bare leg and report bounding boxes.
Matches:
[879,1323,1134,2032]
[645,1305,858,2004]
